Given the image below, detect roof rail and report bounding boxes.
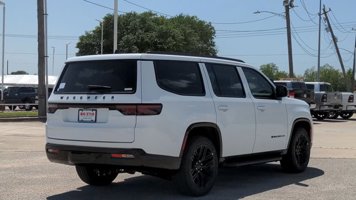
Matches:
[145,51,245,63]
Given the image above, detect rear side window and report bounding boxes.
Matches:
[154,60,205,96]
[291,82,307,90]
[320,84,332,92]
[306,84,314,90]
[54,60,137,94]
[206,63,245,98]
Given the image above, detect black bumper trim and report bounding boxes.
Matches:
[46,143,181,170]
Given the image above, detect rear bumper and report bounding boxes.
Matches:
[346,105,356,112]
[313,104,342,111]
[46,143,181,170]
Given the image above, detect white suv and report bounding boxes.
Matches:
[46,53,313,196]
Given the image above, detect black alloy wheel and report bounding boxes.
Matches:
[340,112,353,120]
[281,128,311,173]
[174,137,218,196]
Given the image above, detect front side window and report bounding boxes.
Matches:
[55,60,137,94]
[154,60,205,96]
[206,63,245,98]
[242,68,274,99]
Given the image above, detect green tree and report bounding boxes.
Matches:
[303,64,352,91]
[259,63,288,80]
[11,70,29,75]
[77,12,217,56]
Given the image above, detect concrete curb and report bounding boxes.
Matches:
[0,117,45,122]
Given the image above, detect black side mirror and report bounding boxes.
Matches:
[275,85,288,98]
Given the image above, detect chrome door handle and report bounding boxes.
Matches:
[257,106,265,112]
[218,105,228,112]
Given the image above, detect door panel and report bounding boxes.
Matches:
[241,68,288,153]
[204,63,256,156]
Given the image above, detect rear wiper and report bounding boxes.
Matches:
[87,85,112,90]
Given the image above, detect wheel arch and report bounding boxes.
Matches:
[180,123,222,160]
[287,118,313,150]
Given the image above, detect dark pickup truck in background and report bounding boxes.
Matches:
[274,80,316,109]
[0,86,37,111]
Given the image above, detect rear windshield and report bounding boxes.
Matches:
[54,60,137,94]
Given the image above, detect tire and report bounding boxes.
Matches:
[340,112,353,120]
[75,165,119,186]
[24,103,33,111]
[174,137,218,196]
[315,113,326,120]
[8,105,17,111]
[281,128,311,173]
[327,111,338,119]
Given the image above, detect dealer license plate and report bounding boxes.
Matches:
[78,109,97,123]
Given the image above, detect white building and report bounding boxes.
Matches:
[0,75,58,88]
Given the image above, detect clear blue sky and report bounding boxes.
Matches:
[3,0,356,76]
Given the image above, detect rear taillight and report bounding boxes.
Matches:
[348,95,354,103]
[288,90,295,98]
[48,103,162,115]
[321,94,327,102]
[115,104,162,116]
[48,103,70,114]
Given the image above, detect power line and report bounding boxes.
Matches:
[291,8,313,23]
[329,10,350,33]
[82,0,128,14]
[291,30,317,57]
[300,0,318,17]
[122,0,172,17]
[291,22,317,52]
[215,22,356,38]
[1,33,78,40]
[298,0,318,25]
[212,15,277,25]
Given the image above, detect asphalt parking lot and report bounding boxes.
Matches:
[1,117,356,200]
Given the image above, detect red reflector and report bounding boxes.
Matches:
[288,90,295,98]
[348,95,354,103]
[48,104,70,114]
[321,94,327,102]
[47,148,60,154]
[111,154,135,158]
[115,104,162,116]
[48,104,59,114]
[137,104,162,115]
[115,105,137,115]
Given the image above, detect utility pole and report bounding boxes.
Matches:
[65,43,70,60]
[322,5,349,91]
[37,0,47,120]
[113,0,118,53]
[352,32,356,92]
[317,0,322,81]
[51,46,55,75]
[284,0,294,78]
[0,0,5,103]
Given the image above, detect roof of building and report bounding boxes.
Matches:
[0,75,58,87]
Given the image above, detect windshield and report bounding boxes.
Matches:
[54,60,137,94]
